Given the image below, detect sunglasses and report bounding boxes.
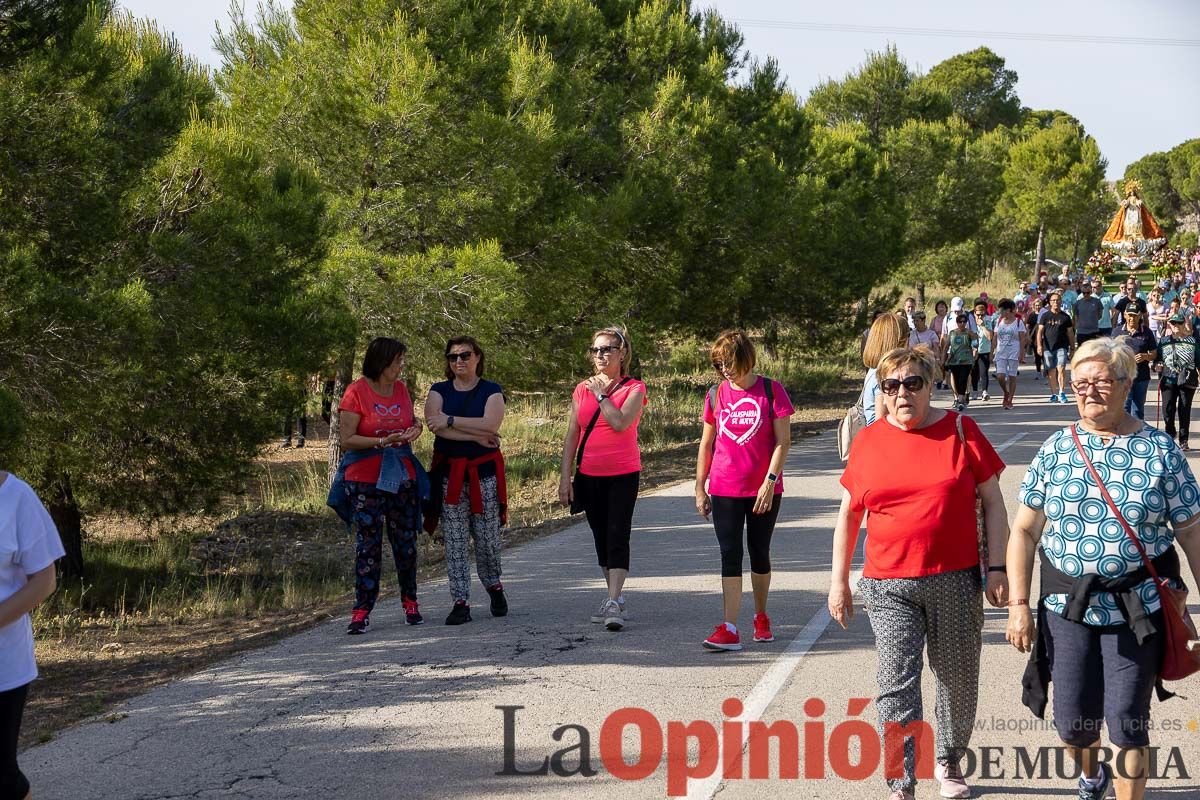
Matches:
[446,352,474,362]
[588,345,622,357]
[880,376,927,395]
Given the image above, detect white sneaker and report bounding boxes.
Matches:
[982,391,990,401]
[591,597,625,623]
[602,599,624,631]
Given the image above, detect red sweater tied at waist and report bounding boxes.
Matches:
[424,450,507,532]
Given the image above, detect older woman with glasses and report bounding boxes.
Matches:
[830,347,1009,800]
[1007,337,1200,800]
[559,326,647,631]
[424,336,507,626]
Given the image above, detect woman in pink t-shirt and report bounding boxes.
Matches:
[695,330,794,652]
[558,326,647,631]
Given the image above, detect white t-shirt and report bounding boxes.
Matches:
[993,316,1027,360]
[909,327,940,352]
[0,474,64,692]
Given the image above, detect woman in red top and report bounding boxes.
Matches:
[337,338,425,634]
[558,326,647,632]
[828,347,1009,800]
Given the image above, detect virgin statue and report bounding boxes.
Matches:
[1102,179,1165,253]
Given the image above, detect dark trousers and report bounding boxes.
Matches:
[0,683,29,800]
[346,480,420,611]
[1162,383,1197,443]
[1076,331,1101,346]
[711,495,781,577]
[578,471,640,571]
[971,354,991,392]
[283,413,307,440]
[948,364,973,397]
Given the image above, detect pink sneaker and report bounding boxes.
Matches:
[934,761,971,798]
[702,624,742,651]
[888,791,915,800]
[752,612,774,642]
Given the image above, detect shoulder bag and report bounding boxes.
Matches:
[570,377,631,515]
[1070,424,1200,681]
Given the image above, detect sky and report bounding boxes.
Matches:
[118,0,1200,180]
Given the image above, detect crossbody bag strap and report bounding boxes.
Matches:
[1069,424,1163,583]
[575,377,632,469]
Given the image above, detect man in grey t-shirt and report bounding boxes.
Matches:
[1072,282,1104,345]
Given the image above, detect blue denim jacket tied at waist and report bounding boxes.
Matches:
[327,444,430,526]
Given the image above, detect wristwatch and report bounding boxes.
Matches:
[447,415,455,429]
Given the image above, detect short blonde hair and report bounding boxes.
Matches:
[863,314,907,369]
[876,347,939,386]
[710,330,756,377]
[592,325,633,373]
[1070,337,1134,381]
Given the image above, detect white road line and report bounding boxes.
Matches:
[685,430,1027,800]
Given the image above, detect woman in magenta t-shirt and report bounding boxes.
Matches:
[695,330,794,652]
[558,326,647,632]
[336,337,425,634]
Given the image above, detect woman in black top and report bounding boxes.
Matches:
[1117,309,1157,420]
[424,336,508,625]
[1156,314,1199,450]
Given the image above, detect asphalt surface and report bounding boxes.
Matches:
[24,368,1200,799]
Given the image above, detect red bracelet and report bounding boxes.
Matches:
[1007,599,1029,607]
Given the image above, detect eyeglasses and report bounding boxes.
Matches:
[880,376,927,395]
[446,352,474,362]
[1070,379,1118,395]
[588,345,622,357]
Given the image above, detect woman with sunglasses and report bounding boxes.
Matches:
[1155,313,1199,451]
[695,330,794,652]
[830,347,1009,800]
[559,326,647,631]
[942,313,978,412]
[424,336,507,625]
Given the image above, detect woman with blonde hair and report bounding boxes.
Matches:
[695,331,794,651]
[860,313,910,425]
[559,326,647,631]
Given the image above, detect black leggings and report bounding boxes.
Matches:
[712,495,781,577]
[1162,383,1197,442]
[578,471,639,571]
[0,683,29,800]
[948,364,973,397]
[971,354,991,392]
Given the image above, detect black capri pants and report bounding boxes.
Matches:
[1,683,30,800]
[711,494,782,577]
[1044,609,1163,748]
[578,471,639,571]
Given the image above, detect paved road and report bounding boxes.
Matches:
[25,371,1200,799]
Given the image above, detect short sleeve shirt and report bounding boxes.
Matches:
[1017,425,1200,625]
[703,377,794,496]
[1040,311,1073,351]
[339,378,415,483]
[993,317,1026,361]
[0,475,66,692]
[574,378,647,476]
[1073,296,1103,334]
[975,315,994,355]
[1098,293,1115,329]
[841,412,1004,578]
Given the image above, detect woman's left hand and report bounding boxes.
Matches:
[399,423,423,443]
[752,479,774,514]
[427,412,449,432]
[985,571,1009,608]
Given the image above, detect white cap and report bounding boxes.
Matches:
[950,296,964,311]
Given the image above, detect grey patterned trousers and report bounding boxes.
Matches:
[858,567,983,793]
[442,475,503,603]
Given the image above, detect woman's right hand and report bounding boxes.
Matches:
[695,490,711,520]
[1006,605,1035,653]
[558,476,573,507]
[828,580,854,630]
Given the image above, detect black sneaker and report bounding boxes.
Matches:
[347,609,370,635]
[445,602,472,625]
[486,583,508,617]
[1077,762,1112,800]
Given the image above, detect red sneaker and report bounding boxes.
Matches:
[753,612,774,642]
[702,624,742,651]
[346,609,370,635]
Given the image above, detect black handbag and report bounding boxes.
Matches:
[570,377,631,514]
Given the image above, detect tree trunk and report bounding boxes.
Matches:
[763,320,779,360]
[326,349,355,482]
[46,472,84,579]
[1071,228,1081,267]
[1033,223,1046,285]
[915,282,926,308]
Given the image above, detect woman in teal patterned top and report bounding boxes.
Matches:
[1005,337,1200,800]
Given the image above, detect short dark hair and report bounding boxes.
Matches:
[998,299,1016,311]
[974,298,987,308]
[361,337,407,380]
[443,336,485,380]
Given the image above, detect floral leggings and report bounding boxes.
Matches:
[346,481,420,612]
[441,475,503,603]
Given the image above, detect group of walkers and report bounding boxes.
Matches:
[4,301,1200,800]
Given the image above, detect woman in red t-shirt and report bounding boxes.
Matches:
[828,347,1009,800]
[337,338,424,634]
[558,326,647,632]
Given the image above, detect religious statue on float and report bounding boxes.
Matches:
[1101,179,1166,255]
